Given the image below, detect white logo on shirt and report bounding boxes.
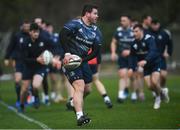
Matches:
[28,43,32,47]
[133,44,138,50]
[158,35,162,40]
[39,42,44,47]
[19,37,23,43]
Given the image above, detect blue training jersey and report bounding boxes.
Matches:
[131,34,160,66]
[150,28,173,56]
[5,31,29,61]
[63,18,102,58]
[113,26,134,54]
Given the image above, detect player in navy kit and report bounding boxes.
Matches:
[59,4,102,126]
[110,15,137,102]
[4,20,30,107]
[150,19,173,102]
[122,24,168,109]
[19,23,57,112]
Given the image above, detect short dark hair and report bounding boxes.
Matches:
[133,24,143,30]
[141,14,151,21]
[81,4,98,16]
[30,23,40,31]
[151,19,160,24]
[121,15,132,21]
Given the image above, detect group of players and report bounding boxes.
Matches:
[3,4,173,126]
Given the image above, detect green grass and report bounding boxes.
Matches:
[0,75,180,129]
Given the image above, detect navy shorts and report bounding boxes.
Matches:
[89,64,98,75]
[144,63,161,76]
[160,57,167,70]
[62,62,92,84]
[118,56,137,71]
[22,66,49,80]
[128,56,137,71]
[15,60,25,73]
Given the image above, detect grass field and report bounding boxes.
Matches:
[0,75,180,129]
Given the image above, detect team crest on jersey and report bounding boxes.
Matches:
[19,37,24,43]
[158,35,162,40]
[142,42,146,47]
[28,43,32,47]
[91,32,96,38]
[39,42,44,47]
[78,28,83,33]
[133,44,138,50]
[118,32,122,37]
[130,32,134,37]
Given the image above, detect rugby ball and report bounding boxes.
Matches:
[42,50,53,65]
[63,54,82,70]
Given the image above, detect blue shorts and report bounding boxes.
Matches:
[160,57,167,70]
[15,60,25,73]
[89,64,98,75]
[118,56,137,71]
[144,63,161,76]
[62,62,92,84]
[128,56,137,71]
[22,66,49,80]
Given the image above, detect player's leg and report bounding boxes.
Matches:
[65,75,74,110]
[160,70,167,88]
[93,72,113,108]
[19,79,30,112]
[55,73,66,102]
[72,79,91,126]
[128,69,138,102]
[42,74,50,105]
[160,70,169,103]
[63,63,91,126]
[14,61,24,107]
[118,68,128,102]
[32,74,44,108]
[14,72,22,106]
[49,72,57,101]
[151,71,162,109]
[136,70,145,101]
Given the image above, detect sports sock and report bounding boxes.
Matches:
[76,111,83,120]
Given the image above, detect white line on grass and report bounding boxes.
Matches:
[0,100,52,130]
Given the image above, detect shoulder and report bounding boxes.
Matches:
[144,34,152,40]
[163,29,172,38]
[116,26,123,32]
[66,18,82,26]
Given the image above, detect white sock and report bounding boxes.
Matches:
[31,96,35,103]
[104,96,110,102]
[118,90,124,99]
[76,111,83,119]
[45,95,49,100]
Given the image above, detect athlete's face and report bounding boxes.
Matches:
[151,23,160,31]
[30,30,40,40]
[22,23,30,33]
[144,16,152,27]
[121,17,130,28]
[133,27,143,40]
[87,8,98,24]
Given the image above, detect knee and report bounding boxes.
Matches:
[14,76,21,83]
[73,80,85,93]
[32,81,41,89]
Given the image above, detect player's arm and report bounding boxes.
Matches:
[4,33,17,66]
[144,37,159,65]
[83,43,101,62]
[83,28,102,62]
[165,30,173,57]
[110,38,118,61]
